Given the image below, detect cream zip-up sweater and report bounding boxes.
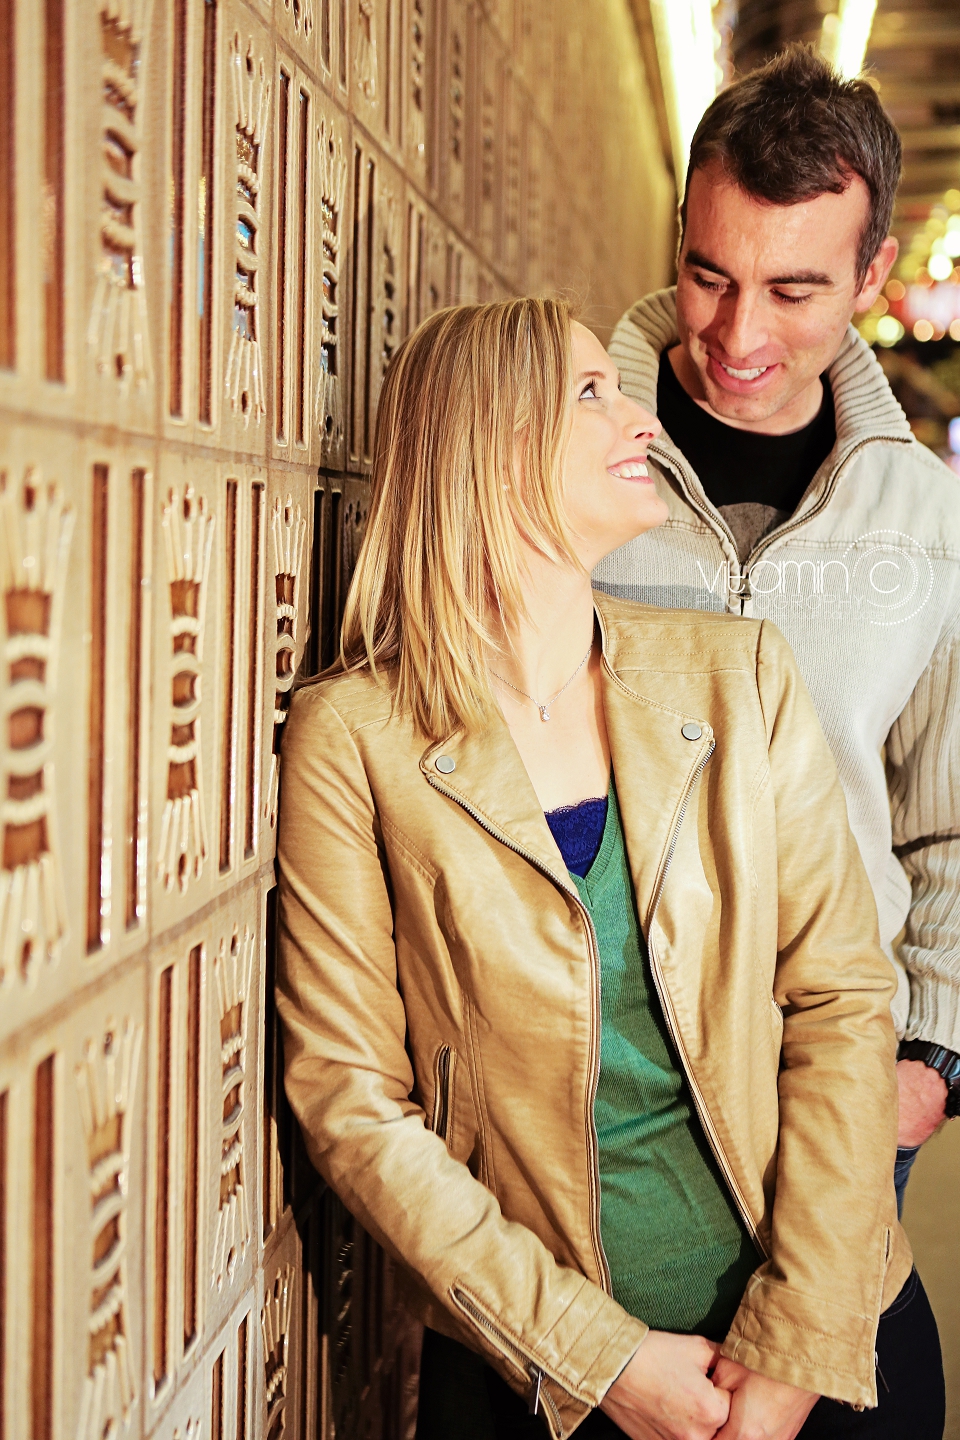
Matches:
[596,289,960,1048]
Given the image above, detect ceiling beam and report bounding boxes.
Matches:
[878,80,960,105]
[894,193,960,212]
[899,126,960,152]
[899,159,960,188]
[869,26,960,50]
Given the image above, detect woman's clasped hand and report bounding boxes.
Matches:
[600,1333,818,1440]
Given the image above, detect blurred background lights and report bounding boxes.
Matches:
[928,253,955,282]
[821,0,878,79]
[650,0,719,181]
[807,6,960,470]
[876,315,904,346]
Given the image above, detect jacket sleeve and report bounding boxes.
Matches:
[886,613,960,1051]
[275,685,647,1437]
[721,621,906,1408]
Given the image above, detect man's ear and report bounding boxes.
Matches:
[853,235,899,315]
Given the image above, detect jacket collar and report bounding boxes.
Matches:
[623,287,913,449]
[420,596,714,927]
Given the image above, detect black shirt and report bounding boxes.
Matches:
[656,348,836,562]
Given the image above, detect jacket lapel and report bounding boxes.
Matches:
[420,606,714,925]
[597,618,714,933]
[420,717,572,888]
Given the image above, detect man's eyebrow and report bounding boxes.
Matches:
[684,250,733,279]
[767,270,834,287]
[684,249,834,288]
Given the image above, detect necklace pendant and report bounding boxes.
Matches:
[539,706,551,722]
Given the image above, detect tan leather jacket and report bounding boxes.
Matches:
[276,594,911,1435]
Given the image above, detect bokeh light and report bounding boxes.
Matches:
[876,315,904,346]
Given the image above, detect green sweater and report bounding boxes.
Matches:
[570,784,758,1340]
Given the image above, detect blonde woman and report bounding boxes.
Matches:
[276,300,923,1440]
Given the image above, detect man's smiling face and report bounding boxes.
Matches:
[673,163,897,433]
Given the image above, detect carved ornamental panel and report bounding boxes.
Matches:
[158,486,215,893]
[0,471,72,988]
[89,0,150,390]
[75,1018,143,1440]
[227,34,271,426]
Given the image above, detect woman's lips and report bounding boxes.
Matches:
[607,457,652,482]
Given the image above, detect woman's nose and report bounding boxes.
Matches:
[623,396,661,443]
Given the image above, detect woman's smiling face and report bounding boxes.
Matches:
[560,322,668,570]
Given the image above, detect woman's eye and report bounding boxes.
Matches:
[579,381,598,400]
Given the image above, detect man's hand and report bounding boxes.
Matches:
[897,1058,947,1147]
[711,1358,818,1440]
[600,1330,731,1440]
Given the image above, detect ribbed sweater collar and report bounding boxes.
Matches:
[622,288,913,447]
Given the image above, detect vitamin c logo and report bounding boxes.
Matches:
[697,530,934,627]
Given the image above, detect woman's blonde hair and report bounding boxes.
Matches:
[339,297,579,739]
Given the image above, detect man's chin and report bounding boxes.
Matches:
[701,376,792,426]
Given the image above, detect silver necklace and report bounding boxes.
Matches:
[491,638,594,723]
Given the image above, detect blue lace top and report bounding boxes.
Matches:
[544,794,609,876]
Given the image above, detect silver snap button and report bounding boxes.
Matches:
[435,755,456,774]
[681,722,703,741]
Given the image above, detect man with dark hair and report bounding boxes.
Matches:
[596,43,955,1440]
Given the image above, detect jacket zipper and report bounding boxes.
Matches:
[425,773,612,1294]
[642,739,764,1252]
[650,434,914,617]
[451,1287,563,1432]
[744,435,913,569]
[434,1043,451,1141]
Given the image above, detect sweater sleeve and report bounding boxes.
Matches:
[886,612,960,1050]
[607,312,650,404]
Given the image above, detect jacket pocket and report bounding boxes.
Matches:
[431,1044,456,1144]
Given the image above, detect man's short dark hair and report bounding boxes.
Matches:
[681,45,902,283]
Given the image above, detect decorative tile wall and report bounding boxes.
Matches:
[0,1,673,1435]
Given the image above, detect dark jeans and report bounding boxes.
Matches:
[894,1145,920,1217]
[416,1271,944,1440]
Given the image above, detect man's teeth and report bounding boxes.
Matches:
[610,463,648,478]
[721,362,769,380]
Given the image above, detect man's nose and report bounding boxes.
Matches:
[716,292,769,362]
